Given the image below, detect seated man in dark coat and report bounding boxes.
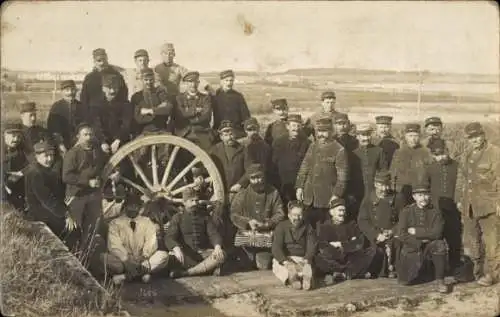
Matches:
[165,188,226,278]
[358,170,399,278]
[231,164,285,270]
[315,198,379,283]
[272,201,317,290]
[396,182,449,293]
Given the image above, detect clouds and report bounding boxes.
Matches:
[1,1,498,74]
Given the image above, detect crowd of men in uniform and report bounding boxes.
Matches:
[2,43,500,294]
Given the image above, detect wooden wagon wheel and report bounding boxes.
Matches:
[101,135,225,207]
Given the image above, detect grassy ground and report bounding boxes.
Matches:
[0,206,122,317]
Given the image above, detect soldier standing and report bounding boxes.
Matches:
[457,122,500,286]
[154,43,188,96]
[295,118,348,228]
[303,91,339,139]
[271,114,311,205]
[2,123,28,212]
[264,98,289,146]
[373,116,400,167]
[124,49,151,99]
[47,80,87,152]
[349,124,388,220]
[390,124,429,211]
[212,70,251,140]
[80,48,128,116]
[422,117,458,159]
[174,71,215,152]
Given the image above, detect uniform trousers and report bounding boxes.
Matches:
[68,191,103,251]
[397,239,447,285]
[102,250,169,276]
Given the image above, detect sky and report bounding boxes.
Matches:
[1,1,499,74]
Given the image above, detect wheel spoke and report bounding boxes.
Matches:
[128,154,154,191]
[120,176,150,196]
[166,158,201,191]
[151,145,159,186]
[161,145,180,187]
[171,182,196,196]
[103,201,116,214]
[170,198,184,204]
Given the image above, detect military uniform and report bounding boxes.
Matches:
[264,99,289,145]
[239,130,272,188]
[131,85,174,135]
[209,140,246,197]
[304,109,339,139]
[373,116,400,166]
[2,124,28,212]
[422,117,459,160]
[271,219,317,269]
[98,98,135,146]
[154,63,188,95]
[456,123,500,283]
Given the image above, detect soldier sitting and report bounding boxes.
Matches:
[315,198,379,284]
[231,164,285,270]
[2,123,28,212]
[166,188,226,278]
[358,171,399,278]
[264,98,289,146]
[396,182,449,293]
[104,193,169,285]
[271,201,316,290]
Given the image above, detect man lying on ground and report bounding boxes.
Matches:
[271,201,316,290]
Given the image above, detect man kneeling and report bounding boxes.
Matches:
[315,198,379,284]
[396,182,449,293]
[166,188,226,278]
[104,193,169,285]
[271,201,317,290]
[231,163,285,270]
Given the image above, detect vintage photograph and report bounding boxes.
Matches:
[0,1,499,317]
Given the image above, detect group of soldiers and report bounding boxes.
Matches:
[2,43,499,293]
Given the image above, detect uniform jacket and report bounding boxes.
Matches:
[25,161,67,223]
[131,87,174,134]
[316,220,366,258]
[47,98,87,149]
[212,88,251,139]
[351,144,389,199]
[62,144,108,198]
[272,219,317,264]
[80,66,128,111]
[264,119,288,146]
[390,144,430,191]
[456,142,500,218]
[174,91,213,138]
[209,141,246,194]
[335,134,359,153]
[358,192,398,243]
[2,146,28,209]
[108,215,160,262]
[238,135,272,187]
[230,184,285,231]
[397,203,444,250]
[296,139,348,208]
[422,136,458,160]
[96,99,135,144]
[165,210,222,252]
[373,135,400,167]
[303,109,339,139]
[154,62,188,95]
[123,68,154,100]
[272,135,311,187]
[423,158,458,212]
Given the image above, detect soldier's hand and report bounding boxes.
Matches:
[330,241,342,248]
[376,233,387,243]
[230,184,242,193]
[101,143,111,153]
[296,188,304,201]
[140,108,154,115]
[7,171,23,183]
[89,178,101,188]
[59,145,67,157]
[65,215,78,232]
[111,139,121,154]
[248,219,260,231]
[173,246,184,264]
[456,202,463,212]
[407,227,416,235]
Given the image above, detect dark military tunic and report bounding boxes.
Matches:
[315,220,377,277]
[358,193,398,244]
[2,146,28,211]
[230,185,285,231]
[131,87,174,135]
[271,219,317,264]
[296,140,348,208]
[303,109,339,139]
[238,135,272,187]
[335,134,359,153]
[47,98,87,149]
[271,135,311,202]
[95,99,134,145]
[373,135,400,167]
[174,91,214,151]
[396,203,446,284]
[209,141,246,196]
[351,144,389,202]
[80,66,128,112]
[22,125,53,157]
[264,119,288,146]
[165,209,222,268]
[212,88,251,139]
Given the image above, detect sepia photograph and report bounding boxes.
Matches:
[0,1,499,317]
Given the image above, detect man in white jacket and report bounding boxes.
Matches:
[103,192,169,285]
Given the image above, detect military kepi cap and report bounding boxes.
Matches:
[60,80,76,90]
[218,120,234,132]
[424,117,443,127]
[404,123,421,133]
[33,140,55,154]
[161,43,175,52]
[140,68,155,78]
[247,163,264,176]
[19,101,37,113]
[92,48,107,59]
[3,122,23,134]
[287,114,303,124]
[134,49,149,59]
[183,71,200,82]
[316,117,333,131]
[244,117,259,131]
[329,198,346,209]
[464,122,484,138]
[271,98,288,110]
[321,91,336,100]
[374,170,391,184]
[375,116,393,124]
[412,181,431,194]
[220,69,235,79]
[356,123,373,134]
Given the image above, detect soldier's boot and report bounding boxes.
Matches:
[186,252,225,277]
[301,263,314,290]
[477,274,494,287]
